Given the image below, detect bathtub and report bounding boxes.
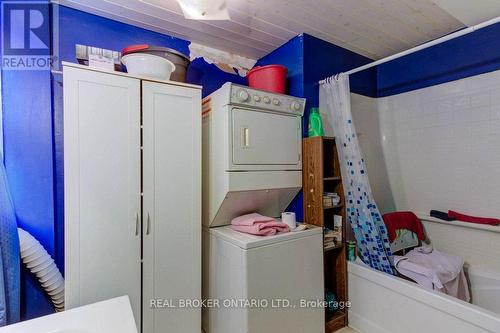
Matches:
[469,268,500,314]
[347,260,500,333]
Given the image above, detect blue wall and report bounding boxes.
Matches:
[256,35,305,98]
[0,3,248,320]
[56,5,178,279]
[303,33,376,107]
[54,4,246,267]
[54,6,197,278]
[0,0,56,317]
[57,5,246,97]
[1,72,54,256]
[258,34,376,136]
[256,35,305,221]
[8,2,500,322]
[377,22,500,96]
[2,68,55,320]
[187,58,246,97]
[256,34,376,222]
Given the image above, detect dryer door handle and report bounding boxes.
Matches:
[241,127,250,148]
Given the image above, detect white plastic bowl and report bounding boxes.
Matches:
[121,53,176,80]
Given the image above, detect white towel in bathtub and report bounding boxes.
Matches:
[394,248,470,302]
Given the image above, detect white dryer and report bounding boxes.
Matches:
[202,83,324,333]
[202,83,305,228]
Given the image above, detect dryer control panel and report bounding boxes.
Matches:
[229,84,305,116]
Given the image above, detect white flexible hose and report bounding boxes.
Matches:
[17,228,64,312]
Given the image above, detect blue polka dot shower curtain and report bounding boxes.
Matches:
[321,74,394,274]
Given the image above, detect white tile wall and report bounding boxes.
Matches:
[347,71,500,273]
[351,94,396,214]
[379,70,500,218]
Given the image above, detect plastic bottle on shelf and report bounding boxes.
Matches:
[308,107,325,137]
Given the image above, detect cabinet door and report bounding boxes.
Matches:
[142,81,201,333]
[63,66,141,330]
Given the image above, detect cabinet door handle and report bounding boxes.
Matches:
[146,213,151,235]
[135,213,139,236]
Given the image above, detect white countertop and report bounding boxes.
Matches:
[0,296,137,333]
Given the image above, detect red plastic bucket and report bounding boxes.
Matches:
[247,65,287,94]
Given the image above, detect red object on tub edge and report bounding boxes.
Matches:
[448,210,500,226]
[247,65,287,94]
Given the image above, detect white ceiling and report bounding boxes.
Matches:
[433,0,500,26]
[57,0,500,60]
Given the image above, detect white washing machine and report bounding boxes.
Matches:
[201,83,324,333]
[202,226,324,333]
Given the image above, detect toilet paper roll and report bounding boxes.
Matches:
[282,212,296,230]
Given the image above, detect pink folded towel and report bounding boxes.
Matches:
[231,213,290,236]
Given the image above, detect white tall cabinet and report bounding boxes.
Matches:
[63,63,201,333]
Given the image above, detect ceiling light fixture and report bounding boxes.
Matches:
[176,0,230,20]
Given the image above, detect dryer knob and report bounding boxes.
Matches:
[237,89,250,102]
[291,101,302,111]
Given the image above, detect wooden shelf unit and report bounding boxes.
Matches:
[323,176,341,181]
[324,243,344,253]
[324,204,344,210]
[303,136,348,333]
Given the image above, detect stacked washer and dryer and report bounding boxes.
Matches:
[202,83,325,333]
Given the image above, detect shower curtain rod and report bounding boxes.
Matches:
[319,15,500,85]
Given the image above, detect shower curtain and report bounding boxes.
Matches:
[0,153,20,325]
[321,74,394,274]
